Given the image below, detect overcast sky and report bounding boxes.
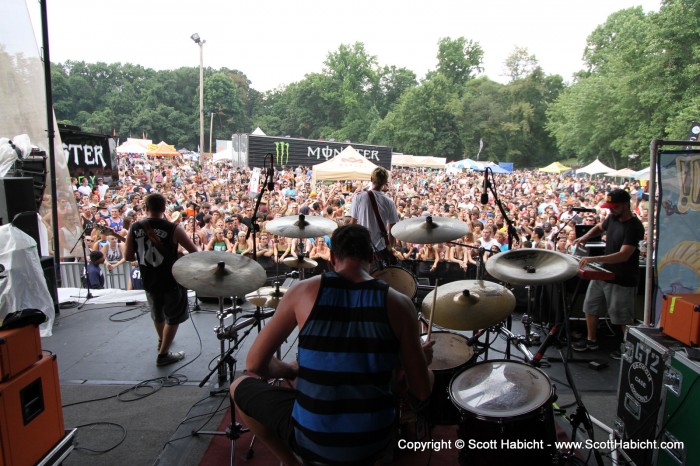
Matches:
[26,0,660,92]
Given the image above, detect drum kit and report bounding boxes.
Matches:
[172,212,585,464]
[391,215,584,464]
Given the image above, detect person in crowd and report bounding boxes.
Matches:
[230,224,434,465]
[102,234,125,271]
[84,250,105,289]
[124,193,199,366]
[206,228,232,252]
[572,189,645,359]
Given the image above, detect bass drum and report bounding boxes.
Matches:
[371,266,417,299]
[449,360,559,465]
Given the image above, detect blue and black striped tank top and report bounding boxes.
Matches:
[292,272,399,464]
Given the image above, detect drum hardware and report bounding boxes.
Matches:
[245,285,289,310]
[194,305,276,466]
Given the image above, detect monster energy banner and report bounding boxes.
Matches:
[248,135,391,169]
[59,124,119,185]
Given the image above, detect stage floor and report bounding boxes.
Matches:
[43,287,627,466]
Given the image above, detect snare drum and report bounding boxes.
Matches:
[372,266,417,299]
[449,360,558,465]
[423,331,474,425]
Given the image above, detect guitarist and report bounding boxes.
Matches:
[350,167,400,271]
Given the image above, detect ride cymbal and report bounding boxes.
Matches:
[391,216,469,244]
[421,280,515,331]
[266,214,337,239]
[173,251,266,297]
[485,249,579,285]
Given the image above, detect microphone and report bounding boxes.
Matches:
[266,153,275,191]
[480,169,489,205]
[572,207,597,213]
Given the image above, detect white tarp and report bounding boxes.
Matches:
[0,225,55,336]
[312,145,379,185]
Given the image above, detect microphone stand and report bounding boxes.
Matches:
[246,154,275,263]
[69,226,94,304]
[482,167,519,250]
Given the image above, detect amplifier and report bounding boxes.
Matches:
[0,354,64,466]
[657,350,700,466]
[660,294,700,346]
[614,326,686,466]
[0,324,42,381]
[10,153,47,209]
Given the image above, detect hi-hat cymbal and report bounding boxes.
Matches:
[421,280,515,331]
[283,256,318,269]
[391,216,469,244]
[485,249,579,285]
[173,251,266,297]
[245,286,289,309]
[267,214,337,238]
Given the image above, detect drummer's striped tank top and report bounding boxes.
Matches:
[292,272,399,464]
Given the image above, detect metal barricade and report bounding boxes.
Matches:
[59,261,131,290]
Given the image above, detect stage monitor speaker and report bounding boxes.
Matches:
[10,152,47,209]
[0,354,64,466]
[0,177,40,248]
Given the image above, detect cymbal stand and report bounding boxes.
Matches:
[496,322,535,364]
[209,296,244,389]
[296,240,308,280]
[194,307,274,466]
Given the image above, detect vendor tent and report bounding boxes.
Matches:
[414,156,446,169]
[147,141,179,157]
[391,153,419,167]
[312,145,379,185]
[213,147,234,163]
[577,158,613,175]
[605,167,636,178]
[632,166,650,180]
[539,161,572,173]
[115,138,150,155]
[447,158,480,170]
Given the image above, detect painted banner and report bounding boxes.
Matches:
[656,150,700,301]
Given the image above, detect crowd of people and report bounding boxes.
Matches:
[50,153,650,290]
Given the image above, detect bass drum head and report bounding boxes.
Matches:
[449,360,552,420]
[371,266,417,298]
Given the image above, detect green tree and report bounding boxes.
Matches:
[434,37,484,89]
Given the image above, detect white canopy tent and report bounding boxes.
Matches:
[213,147,234,163]
[577,158,614,175]
[115,138,150,155]
[312,146,380,185]
[414,156,447,169]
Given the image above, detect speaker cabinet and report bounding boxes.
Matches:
[0,325,42,381]
[0,177,39,247]
[0,354,64,466]
[40,256,59,315]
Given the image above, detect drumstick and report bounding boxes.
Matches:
[426,278,438,341]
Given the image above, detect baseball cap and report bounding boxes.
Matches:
[600,189,631,209]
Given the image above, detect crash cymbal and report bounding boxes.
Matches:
[485,249,579,285]
[173,251,266,297]
[283,256,318,269]
[245,286,289,309]
[391,216,469,244]
[266,214,338,239]
[421,280,515,331]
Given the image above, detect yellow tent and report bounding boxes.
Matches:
[539,161,571,173]
[146,141,179,157]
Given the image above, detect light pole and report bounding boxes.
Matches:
[191,33,205,157]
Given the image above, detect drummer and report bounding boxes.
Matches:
[231,224,434,465]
